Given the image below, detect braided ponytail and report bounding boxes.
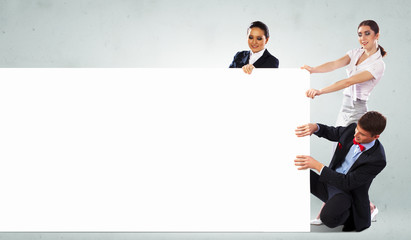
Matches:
[378,44,387,57]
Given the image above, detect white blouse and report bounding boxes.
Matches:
[343,48,385,102]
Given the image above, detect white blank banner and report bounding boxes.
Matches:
[0,68,310,232]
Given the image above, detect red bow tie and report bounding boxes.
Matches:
[353,138,365,152]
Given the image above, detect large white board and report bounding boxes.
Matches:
[0,68,310,232]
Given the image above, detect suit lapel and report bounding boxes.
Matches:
[253,49,268,67]
[330,141,353,170]
[329,124,357,170]
[347,140,380,172]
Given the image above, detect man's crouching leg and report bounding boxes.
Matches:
[320,193,352,228]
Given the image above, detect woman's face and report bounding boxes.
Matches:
[248,27,269,53]
[358,25,379,51]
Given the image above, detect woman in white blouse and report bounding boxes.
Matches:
[301,20,387,225]
[302,20,386,126]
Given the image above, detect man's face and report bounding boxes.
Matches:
[354,124,379,144]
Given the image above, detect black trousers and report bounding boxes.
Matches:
[310,170,353,228]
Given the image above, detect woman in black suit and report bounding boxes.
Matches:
[229,21,279,74]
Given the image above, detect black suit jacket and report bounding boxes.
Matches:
[229,49,279,68]
[314,123,386,231]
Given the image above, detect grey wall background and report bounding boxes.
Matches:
[1,0,410,239]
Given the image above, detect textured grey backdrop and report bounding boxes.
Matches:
[1,0,410,239]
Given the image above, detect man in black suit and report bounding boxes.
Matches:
[294,111,387,231]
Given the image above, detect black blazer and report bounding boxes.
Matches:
[315,123,386,231]
[229,49,279,68]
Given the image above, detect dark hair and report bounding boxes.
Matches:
[248,21,270,39]
[358,111,387,136]
[358,20,387,57]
